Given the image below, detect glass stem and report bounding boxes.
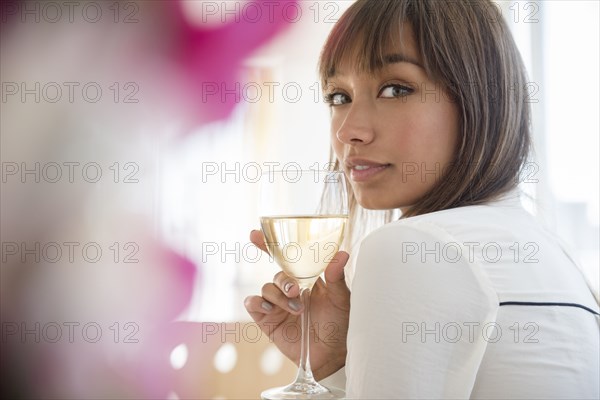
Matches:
[295,286,316,384]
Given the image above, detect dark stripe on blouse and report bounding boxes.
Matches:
[499,301,600,316]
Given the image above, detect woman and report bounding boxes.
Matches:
[245,0,600,398]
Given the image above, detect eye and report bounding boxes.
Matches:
[378,84,414,98]
[324,92,351,106]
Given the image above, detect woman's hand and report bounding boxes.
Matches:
[244,229,350,381]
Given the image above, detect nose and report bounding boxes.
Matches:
[334,101,375,145]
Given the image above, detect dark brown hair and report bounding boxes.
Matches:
[319,0,531,230]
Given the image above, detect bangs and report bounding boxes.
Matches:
[318,0,410,84]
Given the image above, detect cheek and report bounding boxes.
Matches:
[331,132,340,155]
[330,118,344,159]
[403,103,459,164]
[433,106,459,163]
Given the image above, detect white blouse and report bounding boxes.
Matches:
[321,192,599,399]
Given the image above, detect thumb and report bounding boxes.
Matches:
[323,251,350,298]
[249,229,269,254]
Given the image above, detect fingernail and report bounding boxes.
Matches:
[288,299,301,311]
[261,301,273,311]
[284,282,294,293]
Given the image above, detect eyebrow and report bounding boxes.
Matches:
[326,53,425,79]
[383,53,424,69]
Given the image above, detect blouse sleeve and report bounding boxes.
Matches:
[345,221,499,399]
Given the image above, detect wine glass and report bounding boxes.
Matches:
[259,169,348,400]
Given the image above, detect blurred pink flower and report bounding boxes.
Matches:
[0,1,299,397]
[147,0,299,129]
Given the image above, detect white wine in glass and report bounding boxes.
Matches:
[259,169,348,400]
[260,215,347,290]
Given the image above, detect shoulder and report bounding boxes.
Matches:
[353,212,499,314]
[357,202,503,267]
[347,206,501,398]
[360,192,539,258]
[409,191,537,232]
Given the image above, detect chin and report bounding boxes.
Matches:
[356,196,403,211]
[354,189,420,211]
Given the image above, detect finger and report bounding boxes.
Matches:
[323,251,351,300]
[273,271,300,298]
[244,295,277,321]
[262,283,303,314]
[313,276,326,292]
[244,296,292,338]
[250,230,269,253]
[324,251,349,283]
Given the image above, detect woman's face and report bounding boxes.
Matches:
[328,24,460,210]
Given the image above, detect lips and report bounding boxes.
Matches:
[345,158,391,182]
